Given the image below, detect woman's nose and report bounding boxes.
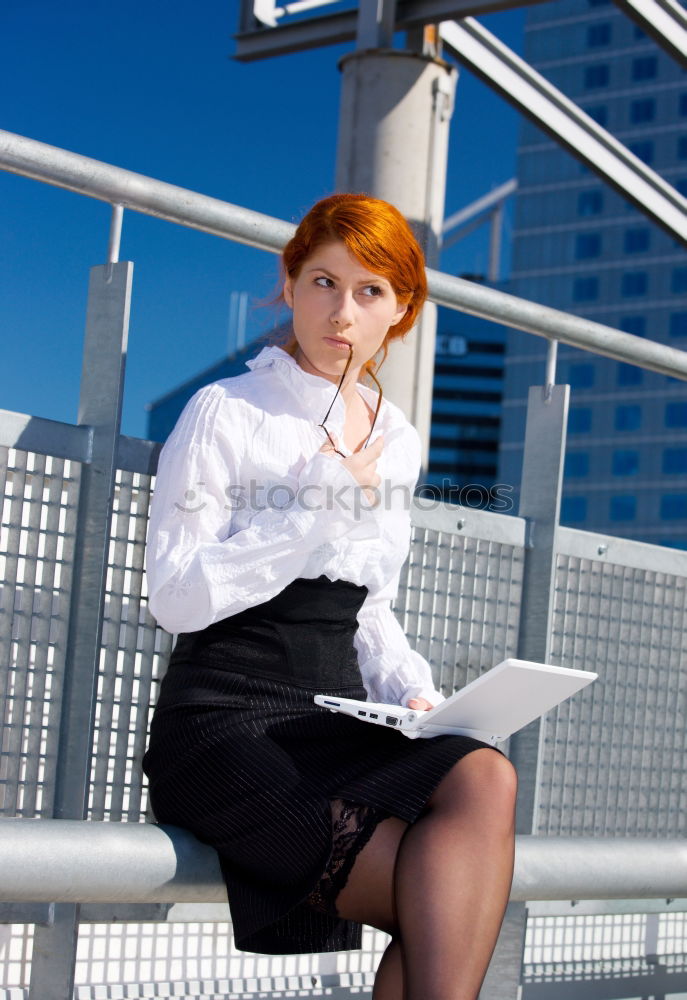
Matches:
[330,290,355,327]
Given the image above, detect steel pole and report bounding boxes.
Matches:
[28,261,133,1000]
[481,382,569,1000]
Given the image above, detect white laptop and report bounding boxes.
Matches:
[314,658,597,744]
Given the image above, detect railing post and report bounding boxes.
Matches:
[480,355,569,1000]
[28,259,133,1000]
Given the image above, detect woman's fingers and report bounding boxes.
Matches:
[407,698,434,712]
[316,434,383,508]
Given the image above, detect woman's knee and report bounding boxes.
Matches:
[428,748,518,826]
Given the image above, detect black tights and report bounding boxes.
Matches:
[305,799,387,916]
[309,749,518,1000]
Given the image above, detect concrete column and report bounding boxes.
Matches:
[335,49,456,470]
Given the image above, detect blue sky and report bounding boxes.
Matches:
[2,0,525,438]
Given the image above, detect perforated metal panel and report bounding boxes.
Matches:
[0,447,80,818]
[536,539,687,838]
[88,468,172,822]
[402,510,525,694]
[3,434,687,998]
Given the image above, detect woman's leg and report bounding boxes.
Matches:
[334,747,517,1000]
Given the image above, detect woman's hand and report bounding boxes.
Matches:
[320,434,384,506]
[407,698,434,712]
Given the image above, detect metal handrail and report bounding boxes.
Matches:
[2,128,687,381]
[1,820,685,904]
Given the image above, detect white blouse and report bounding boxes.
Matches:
[146,344,444,708]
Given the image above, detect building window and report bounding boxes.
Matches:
[630,98,655,123]
[616,363,643,386]
[587,22,612,45]
[623,228,650,253]
[620,315,646,337]
[629,140,654,164]
[670,312,687,338]
[621,272,648,297]
[671,267,687,294]
[569,407,592,433]
[663,448,687,474]
[565,452,590,477]
[612,449,639,475]
[661,495,687,519]
[678,136,687,160]
[610,495,636,520]
[632,55,658,80]
[583,105,608,126]
[615,404,641,431]
[561,496,588,522]
[575,233,602,259]
[665,402,687,428]
[585,64,610,89]
[573,276,599,301]
[569,363,595,388]
[578,190,604,215]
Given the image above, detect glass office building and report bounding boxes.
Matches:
[499,0,687,549]
[425,302,507,511]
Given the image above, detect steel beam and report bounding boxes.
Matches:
[616,0,687,68]
[233,0,547,60]
[439,18,687,245]
[443,178,517,234]
[356,0,398,48]
[0,409,91,462]
[1,821,686,903]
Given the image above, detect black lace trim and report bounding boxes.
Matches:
[305,799,386,917]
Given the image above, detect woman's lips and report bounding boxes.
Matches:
[323,338,352,351]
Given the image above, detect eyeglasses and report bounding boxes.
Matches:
[318,344,384,458]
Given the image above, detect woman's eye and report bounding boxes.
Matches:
[362,285,383,297]
[314,276,334,288]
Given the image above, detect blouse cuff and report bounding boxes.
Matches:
[354,602,446,709]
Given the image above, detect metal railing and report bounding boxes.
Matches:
[1,128,687,1000]
[2,128,687,382]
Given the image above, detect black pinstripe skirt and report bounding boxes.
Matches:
[142,576,490,955]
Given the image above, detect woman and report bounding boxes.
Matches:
[142,193,516,1000]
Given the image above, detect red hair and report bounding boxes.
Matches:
[274,193,428,382]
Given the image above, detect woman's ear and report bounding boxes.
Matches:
[390,301,409,326]
[283,277,294,309]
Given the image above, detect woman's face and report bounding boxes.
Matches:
[283,240,407,383]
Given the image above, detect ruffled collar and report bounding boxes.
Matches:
[245,344,390,430]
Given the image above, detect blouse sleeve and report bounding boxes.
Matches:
[352,423,445,708]
[146,383,384,634]
[353,572,445,709]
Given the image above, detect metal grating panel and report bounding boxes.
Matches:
[523,912,687,996]
[537,552,687,837]
[0,447,80,818]
[401,523,524,694]
[88,469,172,822]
